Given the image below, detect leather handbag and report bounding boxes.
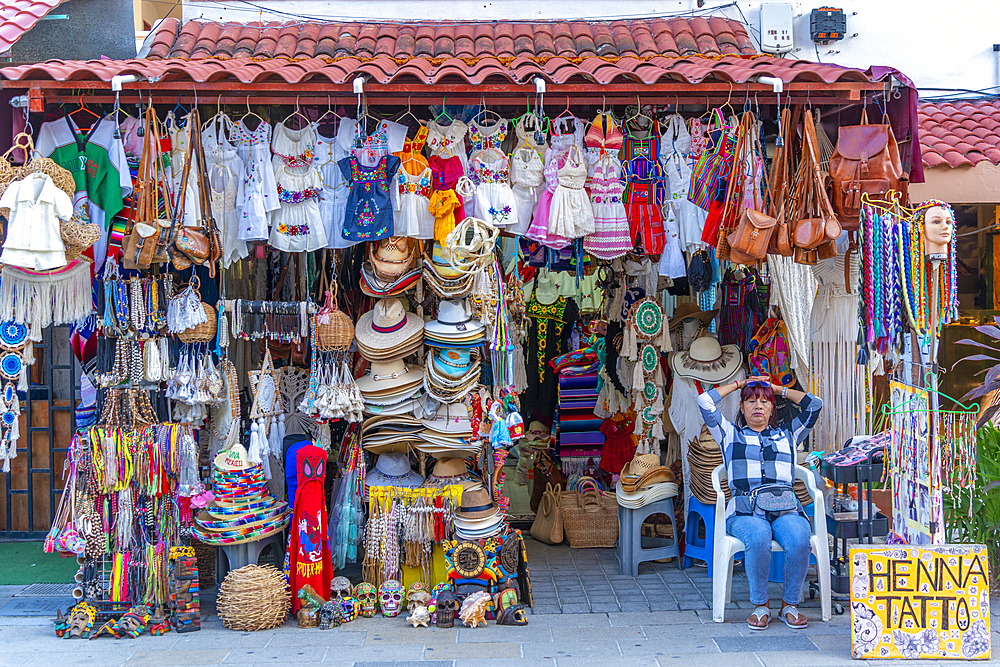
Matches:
[726,114,774,265]
[791,109,842,265]
[828,108,908,228]
[766,107,794,257]
[530,482,564,545]
[123,106,174,270]
[728,209,777,265]
[167,108,218,277]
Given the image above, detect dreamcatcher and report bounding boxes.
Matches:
[622,298,673,455]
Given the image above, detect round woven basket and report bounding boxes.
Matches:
[177,302,218,344]
[216,564,290,631]
[61,214,101,261]
[315,287,354,352]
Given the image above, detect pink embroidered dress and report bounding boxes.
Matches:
[584,158,632,259]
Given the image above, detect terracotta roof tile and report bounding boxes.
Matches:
[136,17,758,62]
[918,100,1000,168]
[0,0,68,53]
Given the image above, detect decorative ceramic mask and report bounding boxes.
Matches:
[378,579,404,617]
[493,585,528,626]
[434,589,457,628]
[330,576,353,602]
[355,582,378,617]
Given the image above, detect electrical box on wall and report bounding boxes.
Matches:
[810,7,847,44]
[759,2,794,54]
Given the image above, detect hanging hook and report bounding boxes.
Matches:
[193,84,198,109]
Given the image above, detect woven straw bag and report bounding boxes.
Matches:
[562,488,618,548]
[177,298,218,344]
[315,286,354,352]
[61,213,101,261]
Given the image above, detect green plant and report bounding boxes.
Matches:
[953,320,1000,425]
[943,424,1000,590]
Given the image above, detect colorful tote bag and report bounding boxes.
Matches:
[747,317,795,387]
[688,109,735,212]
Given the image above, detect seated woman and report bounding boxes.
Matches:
[697,376,823,631]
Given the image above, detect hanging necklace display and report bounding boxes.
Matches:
[226,299,310,343]
[621,297,672,455]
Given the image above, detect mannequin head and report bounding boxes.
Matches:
[921,204,954,256]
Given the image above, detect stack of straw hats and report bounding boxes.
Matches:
[424,347,481,404]
[423,298,485,348]
[356,359,424,416]
[687,427,730,505]
[355,298,424,361]
[423,242,475,297]
[360,236,421,297]
[421,457,482,489]
[193,444,290,545]
[417,403,481,458]
[361,415,424,455]
[452,484,504,540]
[615,453,679,508]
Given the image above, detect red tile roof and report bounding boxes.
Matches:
[0,0,65,53]
[919,100,1000,168]
[0,53,884,87]
[145,17,757,61]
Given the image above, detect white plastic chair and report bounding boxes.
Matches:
[711,463,831,623]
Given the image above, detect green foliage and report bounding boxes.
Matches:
[944,424,1000,588]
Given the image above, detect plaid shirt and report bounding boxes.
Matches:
[697,388,823,519]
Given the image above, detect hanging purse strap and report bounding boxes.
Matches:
[192,108,221,277]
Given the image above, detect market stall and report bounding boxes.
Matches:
[0,15,951,639]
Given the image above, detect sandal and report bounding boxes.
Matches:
[780,604,808,629]
[747,604,770,631]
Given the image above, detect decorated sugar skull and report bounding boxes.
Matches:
[330,576,352,602]
[340,595,361,622]
[355,582,378,617]
[379,579,404,617]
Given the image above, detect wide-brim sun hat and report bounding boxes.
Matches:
[356,360,424,396]
[369,236,418,281]
[669,336,742,384]
[420,402,473,434]
[454,484,498,520]
[360,263,422,297]
[355,298,425,353]
[668,302,719,329]
[424,298,484,339]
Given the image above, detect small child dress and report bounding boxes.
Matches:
[395,166,435,239]
[269,161,328,252]
[547,146,594,240]
[338,155,401,242]
[429,155,466,241]
[314,131,354,249]
[468,118,508,157]
[470,152,518,228]
[584,158,631,259]
[509,147,544,236]
[525,154,570,249]
[233,119,279,243]
[425,119,469,173]
[623,135,666,255]
[428,190,462,243]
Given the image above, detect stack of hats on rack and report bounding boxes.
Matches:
[193,444,290,545]
[422,242,475,297]
[355,298,424,361]
[424,347,481,404]
[615,453,679,509]
[361,415,424,455]
[361,236,421,297]
[687,427,729,506]
[421,457,482,489]
[419,403,481,458]
[423,298,485,348]
[452,484,504,540]
[357,359,424,417]
[365,451,424,489]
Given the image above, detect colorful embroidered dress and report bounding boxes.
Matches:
[338,155,400,242]
[269,162,328,252]
[584,158,632,259]
[521,292,578,420]
[623,135,667,255]
[470,153,518,228]
[395,166,434,239]
[547,146,594,240]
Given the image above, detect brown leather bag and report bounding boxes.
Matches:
[728,209,777,264]
[123,107,174,270]
[828,108,908,228]
[167,108,218,278]
[766,107,793,257]
[791,110,841,265]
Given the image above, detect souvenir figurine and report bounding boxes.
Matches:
[297,584,325,612]
[355,582,379,617]
[459,590,491,628]
[53,609,67,638]
[340,595,361,622]
[379,579,404,617]
[434,589,458,628]
[318,601,345,629]
[407,604,431,628]
[330,576,353,603]
[297,608,319,628]
[493,585,528,626]
[114,605,151,638]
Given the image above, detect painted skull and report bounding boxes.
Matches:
[434,589,458,628]
[330,576,353,602]
[340,595,361,622]
[379,579,404,617]
[355,582,378,617]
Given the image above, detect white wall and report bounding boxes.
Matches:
[181,0,1000,94]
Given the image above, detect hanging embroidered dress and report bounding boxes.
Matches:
[509,147,544,236]
[428,155,466,241]
[524,155,570,249]
[623,134,667,254]
[470,153,518,228]
[314,130,354,249]
[547,146,595,240]
[425,119,469,173]
[514,113,548,156]
[467,118,508,158]
[288,444,332,614]
[338,155,401,242]
[584,111,625,180]
[395,166,435,239]
[202,114,248,266]
[584,158,632,259]
[269,162,328,251]
[233,120,279,243]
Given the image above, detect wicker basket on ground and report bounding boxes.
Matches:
[216,564,290,631]
[177,301,217,344]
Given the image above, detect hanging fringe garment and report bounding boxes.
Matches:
[0,259,92,341]
[766,254,818,381]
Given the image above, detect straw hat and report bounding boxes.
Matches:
[366,452,424,488]
[355,299,424,357]
[214,443,252,472]
[619,454,676,493]
[669,336,742,384]
[420,402,473,434]
[423,457,482,490]
[687,427,730,505]
[454,484,499,521]
[356,360,424,395]
[668,302,719,329]
[360,263,422,298]
[424,299,484,345]
[369,236,418,281]
[431,348,473,379]
[615,481,679,508]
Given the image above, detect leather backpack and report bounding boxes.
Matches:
[828,108,907,229]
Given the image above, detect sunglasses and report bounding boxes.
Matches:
[746,380,771,387]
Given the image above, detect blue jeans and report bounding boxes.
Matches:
[726,513,812,606]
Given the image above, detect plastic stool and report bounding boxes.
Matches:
[683,496,743,575]
[216,531,286,583]
[616,496,682,576]
[768,502,817,582]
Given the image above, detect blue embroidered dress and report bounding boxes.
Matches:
[338,155,401,242]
